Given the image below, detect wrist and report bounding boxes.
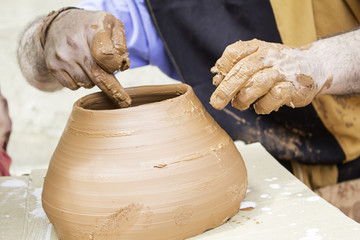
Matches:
[302,29,360,95]
[18,16,64,91]
[294,44,328,94]
[38,7,81,49]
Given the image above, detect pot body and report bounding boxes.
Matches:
[42,84,247,240]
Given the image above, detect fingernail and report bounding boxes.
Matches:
[210,66,218,73]
[213,75,223,86]
[210,95,225,110]
[120,57,130,71]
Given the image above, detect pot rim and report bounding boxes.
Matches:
[73,83,192,113]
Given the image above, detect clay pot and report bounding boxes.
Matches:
[42,84,247,240]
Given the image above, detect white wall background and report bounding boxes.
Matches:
[0,0,177,175]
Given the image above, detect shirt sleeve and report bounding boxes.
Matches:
[77,0,180,80]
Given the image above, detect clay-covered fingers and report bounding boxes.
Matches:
[253,82,292,114]
[233,73,317,114]
[47,62,95,90]
[210,51,266,110]
[48,69,79,90]
[253,74,317,114]
[211,39,260,86]
[49,55,131,107]
[89,13,131,107]
[90,67,131,108]
[90,15,129,74]
[232,68,285,110]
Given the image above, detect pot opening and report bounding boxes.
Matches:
[79,84,189,110]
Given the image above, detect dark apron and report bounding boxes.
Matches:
[145,0,346,167]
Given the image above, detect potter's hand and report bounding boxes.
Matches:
[43,8,131,107]
[209,39,327,114]
[17,8,131,107]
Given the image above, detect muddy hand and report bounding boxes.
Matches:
[43,9,131,107]
[209,39,326,114]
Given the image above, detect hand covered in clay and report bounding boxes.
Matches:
[210,39,329,114]
[43,9,131,107]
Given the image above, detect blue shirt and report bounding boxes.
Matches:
[77,0,180,80]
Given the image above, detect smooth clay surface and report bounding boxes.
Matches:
[41,84,248,240]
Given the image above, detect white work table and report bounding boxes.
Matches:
[1,142,359,240]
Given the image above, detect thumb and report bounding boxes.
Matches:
[90,30,130,73]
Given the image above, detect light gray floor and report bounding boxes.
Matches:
[0,0,177,175]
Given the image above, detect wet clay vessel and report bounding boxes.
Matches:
[42,84,247,240]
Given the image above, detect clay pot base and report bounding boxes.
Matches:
[42,84,248,240]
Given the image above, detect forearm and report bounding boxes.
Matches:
[17,16,62,91]
[302,28,360,95]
